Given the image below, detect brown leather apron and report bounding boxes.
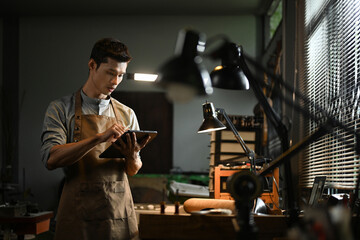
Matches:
[54,90,138,240]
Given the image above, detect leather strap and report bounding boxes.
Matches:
[73,89,82,142]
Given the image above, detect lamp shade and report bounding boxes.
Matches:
[156,29,213,103]
[210,42,250,90]
[198,102,226,133]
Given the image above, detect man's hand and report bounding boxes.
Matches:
[112,132,150,176]
[113,132,150,159]
[97,123,128,143]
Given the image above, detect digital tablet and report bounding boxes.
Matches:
[99,130,158,158]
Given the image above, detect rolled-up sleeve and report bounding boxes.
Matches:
[129,109,140,131]
[40,100,68,167]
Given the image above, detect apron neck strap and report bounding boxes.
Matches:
[111,97,121,121]
[73,89,82,142]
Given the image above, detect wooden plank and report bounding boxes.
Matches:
[139,213,236,240]
[139,213,289,240]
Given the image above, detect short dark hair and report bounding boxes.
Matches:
[90,38,132,68]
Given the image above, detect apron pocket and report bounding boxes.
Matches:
[76,181,132,221]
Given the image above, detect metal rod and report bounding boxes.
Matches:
[216,108,256,172]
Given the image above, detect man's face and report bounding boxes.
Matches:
[88,57,128,98]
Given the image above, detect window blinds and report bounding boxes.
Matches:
[300,0,360,189]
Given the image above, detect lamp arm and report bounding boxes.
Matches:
[242,51,360,213]
[239,55,289,151]
[216,108,256,171]
[259,124,328,176]
[238,52,301,222]
[239,49,360,223]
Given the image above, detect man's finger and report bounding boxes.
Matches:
[131,132,137,145]
[139,136,151,149]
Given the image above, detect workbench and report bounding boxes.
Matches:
[138,210,288,240]
[0,211,53,240]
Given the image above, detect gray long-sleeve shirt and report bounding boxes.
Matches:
[40,90,139,167]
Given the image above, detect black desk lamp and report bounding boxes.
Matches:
[197,101,226,133]
[198,101,257,172]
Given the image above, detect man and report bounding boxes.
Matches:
[40,38,149,239]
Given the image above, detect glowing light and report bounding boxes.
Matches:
[134,73,158,82]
